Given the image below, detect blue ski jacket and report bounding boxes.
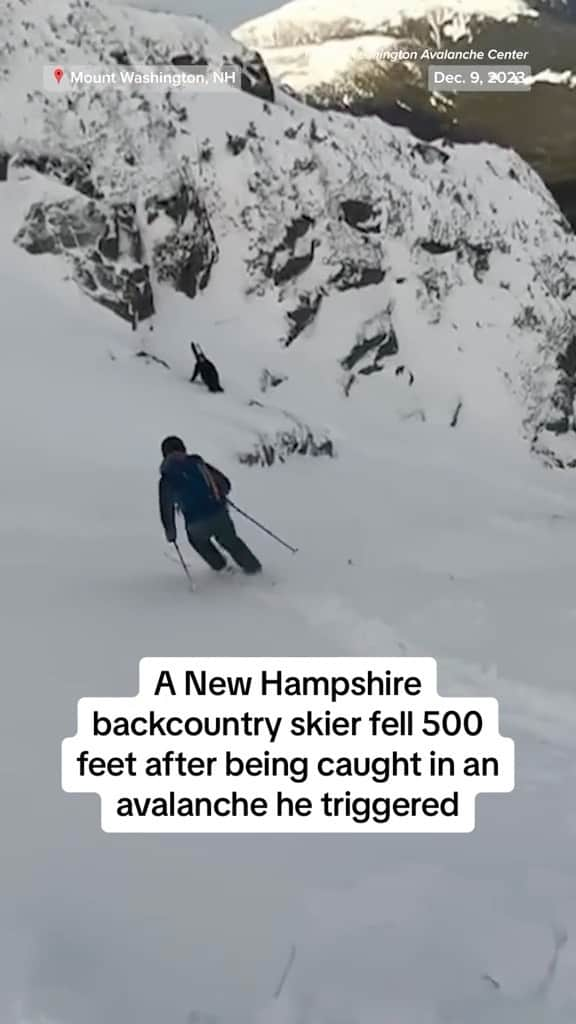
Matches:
[159,452,231,539]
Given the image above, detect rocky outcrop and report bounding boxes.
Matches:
[341,309,399,373]
[147,185,218,300]
[340,198,381,233]
[418,237,494,280]
[14,176,218,316]
[14,196,154,324]
[284,289,324,344]
[231,50,275,102]
[4,0,576,465]
[540,336,576,437]
[329,261,385,291]
[11,153,102,199]
[238,423,334,466]
[341,308,401,394]
[15,198,106,255]
[261,215,318,287]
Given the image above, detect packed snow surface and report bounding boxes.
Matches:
[3,172,576,1024]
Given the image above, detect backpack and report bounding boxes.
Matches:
[162,454,228,523]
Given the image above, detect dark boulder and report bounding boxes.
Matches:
[342,323,399,372]
[264,216,317,286]
[420,239,455,255]
[284,215,314,248]
[273,243,316,285]
[231,50,275,103]
[330,262,385,290]
[171,53,206,66]
[340,199,380,232]
[10,152,102,199]
[152,188,218,299]
[285,289,324,344]
[146,185,190,227]
[110,46,130,65]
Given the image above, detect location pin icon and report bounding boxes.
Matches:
[53,67,64,84]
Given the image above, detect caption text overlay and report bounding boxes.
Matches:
[61,658,514,833]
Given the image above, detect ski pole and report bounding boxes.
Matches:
[273,945,296,1000]
[172,541,195,588]
[227,501,298,553]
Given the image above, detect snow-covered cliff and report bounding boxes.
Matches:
[1,0,576,463]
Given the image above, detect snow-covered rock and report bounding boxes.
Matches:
[1,0,576,462]
[14,191,156,323]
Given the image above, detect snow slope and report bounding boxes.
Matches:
[2,2,576,1022]
[4,155,576,1024]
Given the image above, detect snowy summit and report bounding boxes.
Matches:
[234,0,535,49]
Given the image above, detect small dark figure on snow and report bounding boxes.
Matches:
[190,343,224,393]
[159,436,262,575]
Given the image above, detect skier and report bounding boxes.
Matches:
[190,343,224,393]
[159,436,262,575]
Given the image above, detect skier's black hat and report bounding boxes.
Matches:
[161,436,186,458]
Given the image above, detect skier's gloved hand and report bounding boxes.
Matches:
[166,532,176,544]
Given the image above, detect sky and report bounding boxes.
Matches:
[111,0,275,32]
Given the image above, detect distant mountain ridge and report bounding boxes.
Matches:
[233,0,576,228]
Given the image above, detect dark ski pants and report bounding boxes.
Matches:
[185,508,261,574]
